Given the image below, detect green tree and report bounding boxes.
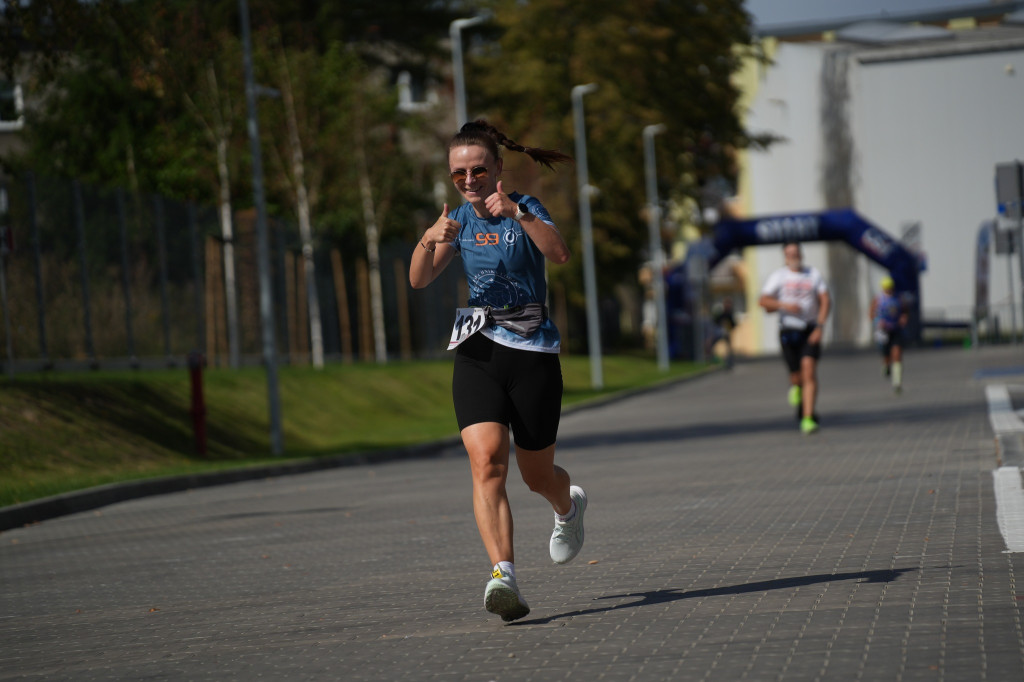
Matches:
[470,0,764,339]
[2,0,450,368]
[5,0,167,190]
[1,0,99,81]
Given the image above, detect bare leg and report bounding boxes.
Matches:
[462,422,514,566]
[515,442,571,516]
[891,345,903,389]
[801,356,818,419]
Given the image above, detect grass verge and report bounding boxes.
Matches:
[0,354,710,508]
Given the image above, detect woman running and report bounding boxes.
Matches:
[409,120,587,622]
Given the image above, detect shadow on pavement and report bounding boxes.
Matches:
[201,507,350,522]
[513,567,918,626]
[558,401,986,450]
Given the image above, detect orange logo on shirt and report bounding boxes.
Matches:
[475,233,500,246]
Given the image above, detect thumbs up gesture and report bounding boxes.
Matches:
[485,180,516,219]
[423,203,460,251]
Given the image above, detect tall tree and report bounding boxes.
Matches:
[1,0,98,81]
[2,0,461,363]
[6,0,166,190]
[253,34,434,364]
[141,3,250,365]
[471,0,763,298]
[256,40,366,368]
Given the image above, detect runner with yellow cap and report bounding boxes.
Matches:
[870,275,908,393]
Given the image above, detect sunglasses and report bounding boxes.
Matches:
[450,166,489,185]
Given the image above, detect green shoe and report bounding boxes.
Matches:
[800,417,819,435]
[788,385,802,407]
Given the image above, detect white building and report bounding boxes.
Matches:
[736,6,1024,353]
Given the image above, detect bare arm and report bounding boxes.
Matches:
[816,289,831,327]
[485,181,570,264]
[809,289,831,344]
[409,204,459,289]
[759,294,800,314]
[759,293,779,312]
[517,212,571,264]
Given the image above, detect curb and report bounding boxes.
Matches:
[0,437,463,533]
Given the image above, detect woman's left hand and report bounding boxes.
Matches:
[485,180,517,218]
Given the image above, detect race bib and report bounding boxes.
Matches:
[448,307,489,350]
[781,316,808,330]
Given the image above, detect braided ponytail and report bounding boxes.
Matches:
[450,119,573,170]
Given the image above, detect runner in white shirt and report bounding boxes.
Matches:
[758,241,831,435]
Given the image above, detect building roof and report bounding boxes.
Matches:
[752,0,1024,39]
[835,20,954,44]
[845,20,1024,63]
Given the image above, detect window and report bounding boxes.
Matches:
[0,81,25,132]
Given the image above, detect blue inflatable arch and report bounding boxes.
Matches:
[671,208,923,353]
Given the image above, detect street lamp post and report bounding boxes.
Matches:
[239,0,283,455]
[0,180,11,377]
[572,83,602,390]
[643,124,669,371]
[450,16,487,128]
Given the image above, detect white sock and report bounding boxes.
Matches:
[892,361,902,387]
[555,500,577,523]
[493,561,515,580]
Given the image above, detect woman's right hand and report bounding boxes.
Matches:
[422,204,460,250]
[411,204,460,288]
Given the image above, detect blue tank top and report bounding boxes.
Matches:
[449,193,560,352]
[874,292,902,331]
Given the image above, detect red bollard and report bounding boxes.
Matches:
[188,350,207,456]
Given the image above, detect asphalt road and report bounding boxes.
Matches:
[2,345,1024,681]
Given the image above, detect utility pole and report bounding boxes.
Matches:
[240,0,283,455]
[572,83,602,389]
[643,124,669,371]
[450,16,487,128]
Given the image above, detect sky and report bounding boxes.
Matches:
[744,0,1014,29]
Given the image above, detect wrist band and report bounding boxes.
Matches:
[420,241,435,252]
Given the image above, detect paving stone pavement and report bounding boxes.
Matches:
[2,346,1024,681]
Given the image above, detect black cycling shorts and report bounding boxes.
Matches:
[452,333,563,451]
[779,326,821,373]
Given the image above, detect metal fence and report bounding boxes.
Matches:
[3,171,1015,375]
[929,301,1024,347]
[0,172,467,374]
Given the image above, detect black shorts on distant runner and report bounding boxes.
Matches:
[878,328,903,356]
[452,333,562,450]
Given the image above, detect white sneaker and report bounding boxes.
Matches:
[550,485,587,564]
[484,569,530,622]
